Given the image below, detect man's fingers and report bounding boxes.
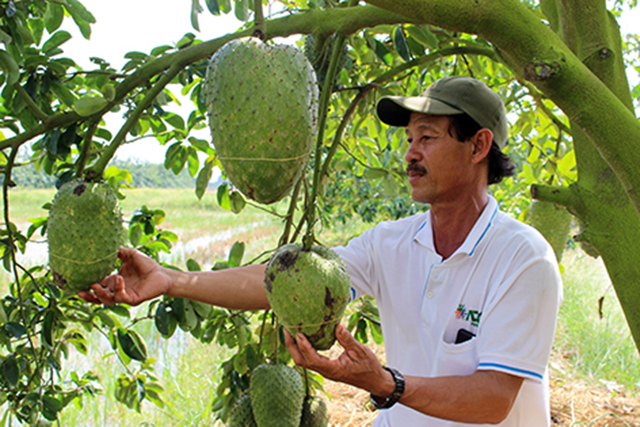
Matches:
[78,291,100,304]
[335,323,359,350]
[90,283,115,305]
[284,329,306,366]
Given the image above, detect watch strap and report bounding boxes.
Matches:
[370,366,405,410]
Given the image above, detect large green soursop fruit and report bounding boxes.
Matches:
[204,37,319,204]
[300,396,329,427]
[228,392,257,427]
[265,244,351,350]
[47,179,125,293]
[529,200,573,261]
[250,364,304,427]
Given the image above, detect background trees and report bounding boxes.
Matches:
[0,0,638,423]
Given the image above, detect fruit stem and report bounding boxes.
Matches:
[304,32,348,251]
[279,177,303,246]
[256,309,270,361]
[253,0,267,40]
[76,121,99,179]
[303,368,310,397]
[89,64,182,179]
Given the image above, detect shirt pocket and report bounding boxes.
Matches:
[433,337,478,377]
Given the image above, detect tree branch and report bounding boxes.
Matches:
[89,65,183,178]
[13,83,48,122]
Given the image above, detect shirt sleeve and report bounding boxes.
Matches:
[476,255,563,382]
[332,228,380,301]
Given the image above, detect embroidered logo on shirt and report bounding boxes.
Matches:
[455,304,482,327]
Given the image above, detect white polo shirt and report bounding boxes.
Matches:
[333,196,563,426]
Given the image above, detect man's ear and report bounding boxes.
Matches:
[471,129,493,164]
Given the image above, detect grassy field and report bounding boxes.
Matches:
[1,188,639,426]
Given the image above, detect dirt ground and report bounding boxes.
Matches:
[318,347,639,426]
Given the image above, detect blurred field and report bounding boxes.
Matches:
[1,188,639,426]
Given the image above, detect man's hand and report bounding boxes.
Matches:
[284,323,395,397]
[79,247,171,306]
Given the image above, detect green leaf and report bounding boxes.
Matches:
[42,30,72,54]
[229,190,246,214]
[44,3,65,33]
[186,258,201,271]
[217,182,231,210]
[191,0,203,31]
[205,0,221,14]
[228,241,245,268]
[66,0,97,23]
[176,33,196,50]
[163,113,186,131]
[50,82,77,107]
[164,142,182,170]
[393,26,411,62]
[187,148,199,178]
[2,356,19,388]
[155,303,177,338]
[73,95,107,117]
[195,157,214,200]
[234,0,250,21]
[41,310,55,349]
[191,300,213,318]
[0,50,19,85]
[405,25,439,49]
[0,29,11,45]
[42,395,63,421]
[117,329,148,362]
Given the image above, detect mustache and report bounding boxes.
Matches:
[406,163,427,176]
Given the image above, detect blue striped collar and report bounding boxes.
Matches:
[414,196,499,258]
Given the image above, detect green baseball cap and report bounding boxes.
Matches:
[376,76,509,148]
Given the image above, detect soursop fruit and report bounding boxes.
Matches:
[529,200,573,261]
[47,178,125,293]
[264,244,351,351]
[249,364,304,427]
[204,37,319,205]
[300,396,328,427]
[228,392,257,427]
[303,33,349,91]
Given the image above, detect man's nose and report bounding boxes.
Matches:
[404,141,422,163]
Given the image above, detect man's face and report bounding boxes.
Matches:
[404,113,476,204]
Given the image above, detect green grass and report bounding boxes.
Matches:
[554,249,640,392]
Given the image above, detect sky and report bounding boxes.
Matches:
[59,1,640,165]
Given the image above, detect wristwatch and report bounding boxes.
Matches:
[370,366,405,410]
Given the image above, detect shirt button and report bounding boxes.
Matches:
[427,291,434,299]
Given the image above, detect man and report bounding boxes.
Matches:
[83,76,562,426]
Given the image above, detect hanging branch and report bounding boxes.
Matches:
[304,32,348,251]
[75,121,100,178]
[278,177,303,247]
[88,64,182,179]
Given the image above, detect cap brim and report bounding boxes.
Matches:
[377,96,464,127]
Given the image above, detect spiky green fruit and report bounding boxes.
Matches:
[249,364,304,427]
[47,179,125,293]
[204,37,319,205]
[264,244,351,351]
[229,392,257,427]
[303,33,349,90]
[529,200,573,261]
[300,396,328,427]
